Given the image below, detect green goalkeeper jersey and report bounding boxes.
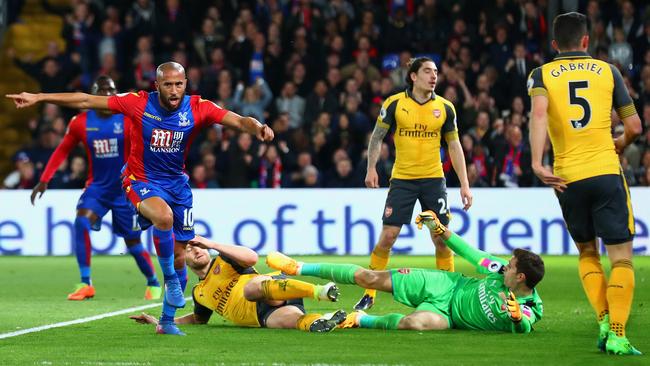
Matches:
[446,234,543,333]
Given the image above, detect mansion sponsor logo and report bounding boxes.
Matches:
[149,129,184,153]
[92,138,119,158]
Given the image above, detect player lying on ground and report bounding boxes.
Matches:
[31,76,161,301]
[267,211,544,333]
[130,235,346,334]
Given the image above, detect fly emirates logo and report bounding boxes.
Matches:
[478,282,498,324]
[150,129,184,153]
[398,123,439,138]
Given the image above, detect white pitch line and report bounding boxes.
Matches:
[0,296,192,340]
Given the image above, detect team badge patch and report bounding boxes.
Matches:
[479,258,503,272]
[113,122,123,134]
[398,268,410,274]
[433,109,441,118]
[384,206,393,218]
[213,264,221,275]
[178,111,190,127]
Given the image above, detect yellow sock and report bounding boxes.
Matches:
[260,279,316,300]
[607,259,635,337]
[296,313,322,331]
[436,247,454,272]
[365,247,390,297]
[578,251,609,321]
[369,246,390,270]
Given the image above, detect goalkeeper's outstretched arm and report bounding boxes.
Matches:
[416,212,507,273]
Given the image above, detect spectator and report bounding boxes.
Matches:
[340,51,381,85]
[299,165,321,188]
[133,51,156,90]
[276,81,306,130]
[2,152,36,189]
[63,156,87,189]
[193,18,220,66]
[325,158,356,188]
[258,144,282,188]
[190,164,217,189]
[492,125,532,187]
[609,27,633,71]
[220,133,257,188]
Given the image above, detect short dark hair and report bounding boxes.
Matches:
[91,75,115,95]
[405,56,434,89]
[553,12,588,50]
[513,248,545,289]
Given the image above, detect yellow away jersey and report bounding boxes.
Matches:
[377,89,459,180]
[192,255,261,327]
[528,51,637,183]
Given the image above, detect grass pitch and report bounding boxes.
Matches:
[0,255,648,365]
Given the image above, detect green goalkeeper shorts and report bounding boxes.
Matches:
[390,268,466,327]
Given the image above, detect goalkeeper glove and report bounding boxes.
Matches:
[506,291,522,323]
[415,210,446,235]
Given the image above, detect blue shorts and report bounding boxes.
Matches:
[123,178,195,242]
[76,185,141,240]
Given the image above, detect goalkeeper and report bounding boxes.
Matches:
[266,211,545,333]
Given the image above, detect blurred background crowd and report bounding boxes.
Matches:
[3,0,650,190]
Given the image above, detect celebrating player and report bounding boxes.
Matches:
[357,57,472,311]
[267,211,544,333]
[129,235,346,334]
[31,76,161,301]
[528,12,642,355]
[7,61,274,335]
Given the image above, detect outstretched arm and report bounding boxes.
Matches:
[129,312,209,325]
[197,98,273,142]
[188,235,258,268]
[6,92,111,110]
[442,231,507,273]
[416,213,506,273]
[220,111,274,142]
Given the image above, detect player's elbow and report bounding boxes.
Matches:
[240,250,258,268]
[192,315,209,324]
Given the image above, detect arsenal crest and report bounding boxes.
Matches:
[213,264,221,275]
[433,109,441,118]
[384,206,393,217]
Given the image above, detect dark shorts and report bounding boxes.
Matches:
[382,178,450,226]
[256,298,306,327]
[255,274,305,327]
[123,178,195,242]
[556,174,635,245]
[76,185,140,240]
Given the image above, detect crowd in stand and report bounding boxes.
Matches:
[3,0,650,190]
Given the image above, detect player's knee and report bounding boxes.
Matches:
[154,208,174,230]
[398,316,428,331]
[382,230,399,245]
[354,269,378,288]
[243,282,262,301]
